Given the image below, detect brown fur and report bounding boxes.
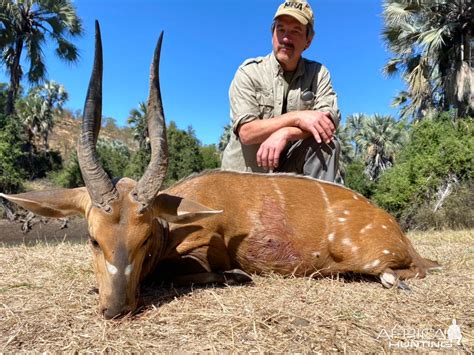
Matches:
[0,169,439,319]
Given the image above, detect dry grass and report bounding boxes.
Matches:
[0,230,473,352]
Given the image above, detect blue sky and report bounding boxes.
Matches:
[1,0,405,145]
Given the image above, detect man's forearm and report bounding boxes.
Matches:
[238,110,335,145]
[238,112,300,145]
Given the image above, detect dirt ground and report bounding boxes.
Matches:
[0,223,472,352]
[0,217,88,246]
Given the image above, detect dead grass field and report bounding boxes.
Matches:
[0,230,472,352]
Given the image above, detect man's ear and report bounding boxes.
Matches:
[152,193,223,224]
[304,37,313,50]
[0,188,90,218]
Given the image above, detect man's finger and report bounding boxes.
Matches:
[311,127,322,144]
[314,122,330,143]
[260,146,269,169]
[319,120,334,142]
[267,147,275,169]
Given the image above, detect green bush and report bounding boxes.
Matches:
[124,149,150,181]
[54,139,131,188]
[344,160,376,198]
[374,113,473,230]
[0,114,26,193]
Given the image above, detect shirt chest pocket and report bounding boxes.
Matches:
[256,91,274,119]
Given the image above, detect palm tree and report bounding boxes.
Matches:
[335,123,355,183]
[127,102,150,151]
[16,80,68,150]
[345,113,366,158]
[0,0,82,115]
[382,0,473,119]
[354,114,408,181]
[218,124,232,154]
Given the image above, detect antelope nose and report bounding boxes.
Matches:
[102,307,122,320]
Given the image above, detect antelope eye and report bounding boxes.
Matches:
[141,235,152,248]
[89,236,100,249]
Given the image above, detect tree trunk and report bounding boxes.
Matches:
[5,39,24,115]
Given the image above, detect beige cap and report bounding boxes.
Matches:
[274,1,314,27]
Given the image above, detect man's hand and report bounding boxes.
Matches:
[296,111,335,144]
[256,128,289,170]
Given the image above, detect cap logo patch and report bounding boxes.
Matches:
[284,1,304,10]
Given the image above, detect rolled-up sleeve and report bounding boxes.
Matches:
[313,65,341,128]
[229,68,260,136]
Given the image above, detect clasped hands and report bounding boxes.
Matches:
[256,111,335,170]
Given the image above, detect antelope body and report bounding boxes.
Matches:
[0,23,439,319]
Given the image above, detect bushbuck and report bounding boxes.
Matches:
[0,22,439,319]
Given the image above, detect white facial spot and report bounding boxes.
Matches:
[380,272,396,288]
[328,232,335,242]
[342,238,352,246]
[343,210,350,215]
[106,261,118,275]
[124,263,134,276]
[382,225,388,230]
[360,223,373,234]
[312,251,321,258]
[383,249,390,255]
[338,217,347,222]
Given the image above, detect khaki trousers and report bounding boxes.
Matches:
[275,137,341,182]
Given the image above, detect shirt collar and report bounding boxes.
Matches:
[270,51,306,79]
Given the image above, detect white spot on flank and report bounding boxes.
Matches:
[383,249,390,255]
[106,261,118,275]
[342,238,352,246]
[352,246,359,253]
[360,223,373,234]
[343,210,350,215]
[382,225,388,230]
[124,264,133,276]
[364,259,381,270]
[352,195,359,200]
[338,217,347,222]
[328,233,335,242]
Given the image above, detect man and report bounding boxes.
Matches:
[221,0,341,182]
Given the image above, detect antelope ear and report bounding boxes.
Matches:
[0,188,90,218]
[153,193,222,224]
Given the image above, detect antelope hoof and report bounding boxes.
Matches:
[380,271,411,292]
[223,269,253,285]
[397,280,412,292]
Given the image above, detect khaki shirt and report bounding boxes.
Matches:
[221,52,341,172]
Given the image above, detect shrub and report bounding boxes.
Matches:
[54,139,131,188]
[0,114,26,193]
[374,113,473,230]
[344,161,375,198]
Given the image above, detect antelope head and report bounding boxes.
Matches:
[0,21,221,319]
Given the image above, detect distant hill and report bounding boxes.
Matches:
[48,111,138,162]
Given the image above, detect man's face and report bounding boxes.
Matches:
[272,15,312,71]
